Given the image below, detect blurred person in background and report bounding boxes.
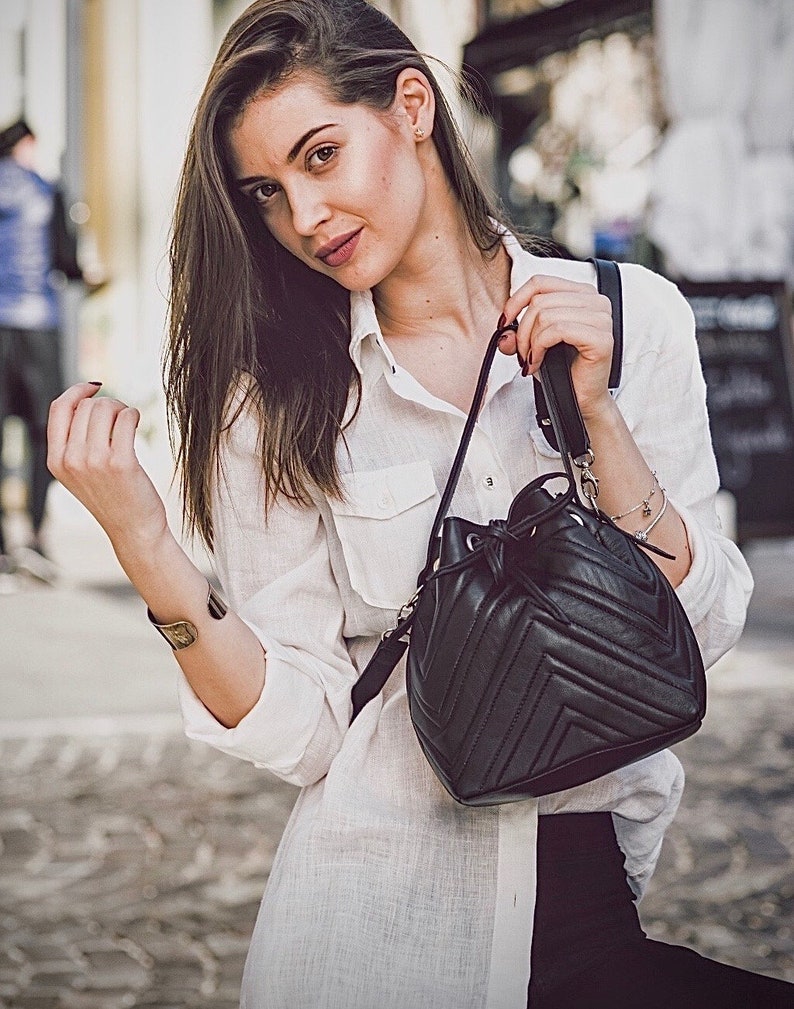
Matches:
[0,118,84,588]
[46,1,793,1007]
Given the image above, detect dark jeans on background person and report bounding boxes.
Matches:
[0,326,62,554]
[528,812,794,1008]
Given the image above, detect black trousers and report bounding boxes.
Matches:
[528,813,794,1008]
[0,326,63,552]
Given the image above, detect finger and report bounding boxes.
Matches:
[108,407,142,468]
[47,382,103,472]
[84,397,129,447]
[67,396,123,453]
[502,275,596,325]
[499,286,610,361]
[523,321,607,375]
[496,320,519,356]
[49,381,104,424]
[516,291,610,334]
[519,290,612,317]
[519,303,612,352]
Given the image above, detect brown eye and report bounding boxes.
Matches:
[307,145,338,170]
[251,181,279,204]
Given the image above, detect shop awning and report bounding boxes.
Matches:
[463,0,652,85]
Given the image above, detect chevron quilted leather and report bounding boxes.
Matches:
[351,261,707,806]
[406,478,706,805]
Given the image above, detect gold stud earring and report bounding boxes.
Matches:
[414,126,425,138]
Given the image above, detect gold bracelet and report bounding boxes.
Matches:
[147,582,227,650]
[609,472,658,522]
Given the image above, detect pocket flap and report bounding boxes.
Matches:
[330,460,438,519]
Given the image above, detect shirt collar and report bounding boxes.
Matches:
[349,288,396,387]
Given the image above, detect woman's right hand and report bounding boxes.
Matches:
[47,383,169,551]
[49,384,266,728]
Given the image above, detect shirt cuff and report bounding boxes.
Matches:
[673,503,741,627]
[177,619,325,778]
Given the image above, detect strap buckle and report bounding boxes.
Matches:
[573,448,600,510]
[380,589,422,642]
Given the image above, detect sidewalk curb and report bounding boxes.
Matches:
[0,711,183,739]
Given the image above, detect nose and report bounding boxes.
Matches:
[287,180,331,237]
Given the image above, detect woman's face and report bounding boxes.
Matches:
[229,74,429,292]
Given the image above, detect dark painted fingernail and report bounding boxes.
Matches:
[497,313,506,329]
[89,381,102,386]
[522,361,530,377]
[517,352,526,369]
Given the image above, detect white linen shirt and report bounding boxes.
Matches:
[178,236,753,1009]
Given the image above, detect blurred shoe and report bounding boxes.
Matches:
[14,544,58,585]
[0,554,18,594]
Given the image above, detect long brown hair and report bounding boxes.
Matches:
[166,0,507,548]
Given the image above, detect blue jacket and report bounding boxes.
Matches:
[0,156,59,330]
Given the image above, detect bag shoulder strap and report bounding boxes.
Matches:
[534,257,623,451]
[350,258,624,722]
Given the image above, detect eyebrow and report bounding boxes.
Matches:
[236,123,338,187]
[287,123,337,163]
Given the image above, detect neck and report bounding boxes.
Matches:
[372,183,510,346]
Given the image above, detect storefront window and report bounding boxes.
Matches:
[494,30,661,263]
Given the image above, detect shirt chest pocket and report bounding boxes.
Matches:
[328,460,440,611]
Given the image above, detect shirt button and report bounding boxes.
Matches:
[483,476,495,488]
[378,494,391,509]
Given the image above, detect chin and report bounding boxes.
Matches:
[323,262,391,294]
[298,241,399,293]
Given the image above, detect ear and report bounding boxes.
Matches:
[392,67,436,142]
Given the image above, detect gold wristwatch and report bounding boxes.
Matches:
[147,582,227,649]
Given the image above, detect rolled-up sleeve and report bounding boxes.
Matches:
[177,400,356,786]
[619,265,754,669]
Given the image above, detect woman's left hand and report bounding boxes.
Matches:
[497,275,614,422]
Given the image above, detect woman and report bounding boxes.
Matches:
[47,2,792,1006]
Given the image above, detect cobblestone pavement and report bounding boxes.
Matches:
[0,731,297,1009]
[1,686,793,1007]
[641,689,794,983]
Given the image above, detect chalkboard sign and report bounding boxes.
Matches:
[679,280,794,542]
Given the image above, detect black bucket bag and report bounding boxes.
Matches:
[351,259,706,806]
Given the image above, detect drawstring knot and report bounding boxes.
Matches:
[469,519,517,583]
[470,518,570,625]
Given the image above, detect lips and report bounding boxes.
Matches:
[315,228,363,268]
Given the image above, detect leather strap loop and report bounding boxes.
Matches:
[592,257,623,390]
[351,628,411,717]
[533,258,622,452]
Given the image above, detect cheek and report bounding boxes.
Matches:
[266,214,296,249]
[260,212,294,252]
[369,141,396,190]
[365,141,425,228]
[346,149,395,212]
[345,127,416,210]
[261,213,321,272]
[257,198,298,244]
